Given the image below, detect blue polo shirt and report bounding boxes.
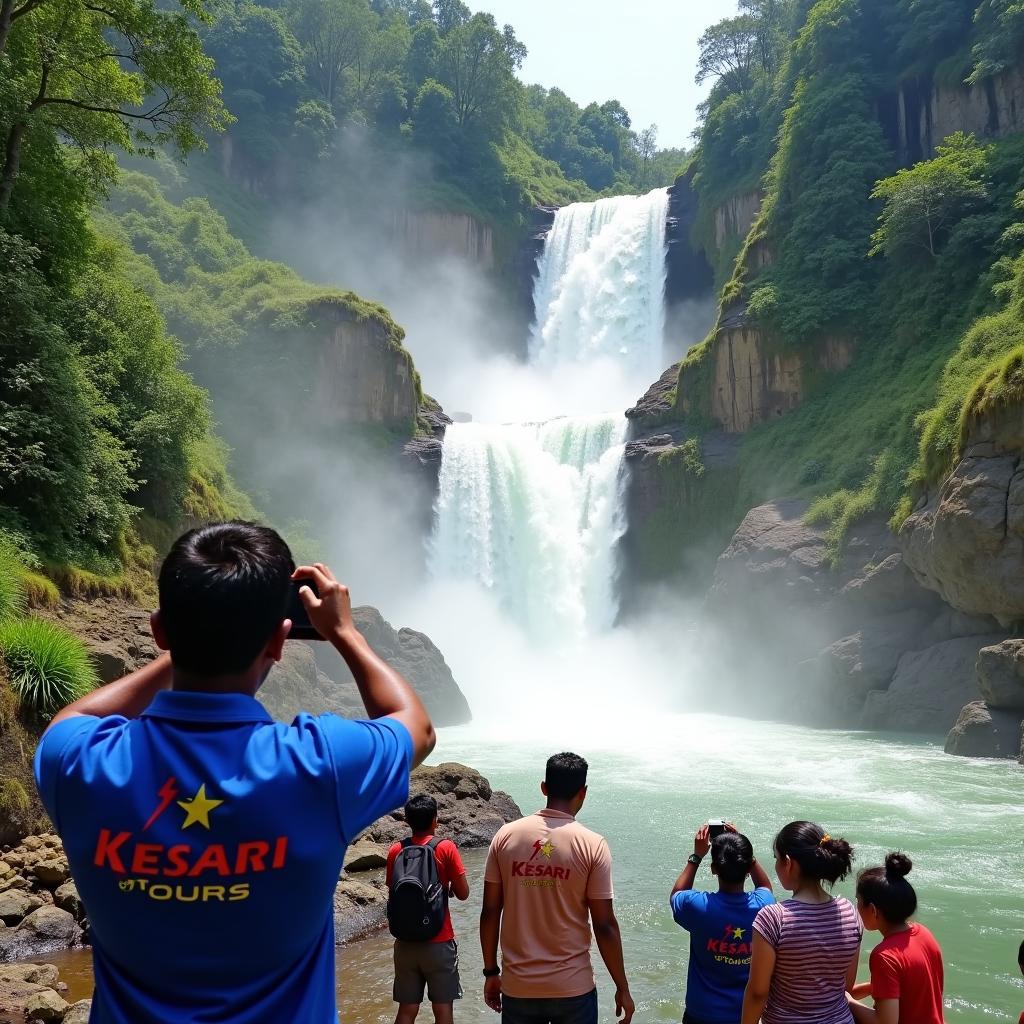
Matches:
[34,691,413,1024]
[671,887,775,1024]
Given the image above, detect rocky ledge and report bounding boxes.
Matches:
[0,766,519,958]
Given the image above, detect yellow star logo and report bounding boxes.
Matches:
[539,841,554,859]
[732,927,746,940]
[177,784,223,830]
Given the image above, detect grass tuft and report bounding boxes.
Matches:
[0,618,99,720]
[20,571,60,610]
[0,540,26,624]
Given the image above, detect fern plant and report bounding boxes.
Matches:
[0,619,98,720]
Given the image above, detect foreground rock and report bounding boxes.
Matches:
[263,606,471,727]
[333,762,521,944]
[0,836,85,963]
[0,962,89,1022]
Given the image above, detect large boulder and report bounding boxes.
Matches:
[263,607,471,727]
[944,701,1024,758]
[0,964,64,1023]
[0,907,81,962]
[977,639,1024,710]
[861,635,1007,732]
[360,762,521,851]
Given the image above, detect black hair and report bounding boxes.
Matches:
[774,820,854,886]
[545,752,588,800]
[405,794,438,834]
[711,832,754,884]
[856,852,917,924]
[1017,937,1023,969]
[158,522,295,677]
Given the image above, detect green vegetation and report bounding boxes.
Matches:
[663,0,1024,571]
[0,618,99,721]
[0,541,27,624]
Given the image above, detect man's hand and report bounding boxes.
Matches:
[293,564,356,645]
[694,824,711,858]
[483,976,502,1013]
[615,986,635,1024]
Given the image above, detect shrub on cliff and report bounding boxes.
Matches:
[0,619,99,722]
[0,540,27,624]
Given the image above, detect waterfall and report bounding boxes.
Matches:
[530,188,670,382]
[428,188,670,639]
[429,416,627,640]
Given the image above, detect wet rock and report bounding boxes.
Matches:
[977,639,1024,710]
[23,987,68,1020]
[861,635,1007,732]
[333,875,388,945]
[944,701,1024,758]
[0,907,81,962]
[343,841,389,873]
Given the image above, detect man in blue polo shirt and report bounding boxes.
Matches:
[34,522,436,1024]
[670,823,774,1024]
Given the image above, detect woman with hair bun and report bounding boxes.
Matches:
[741,821,862,1024]
[846,852,946,1024]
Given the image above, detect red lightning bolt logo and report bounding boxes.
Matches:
[529,839,543,861]
[143,776,179,831]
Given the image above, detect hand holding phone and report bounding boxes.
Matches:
[289,563,356,643]
[286,577,322,640]
[708,819,726,840]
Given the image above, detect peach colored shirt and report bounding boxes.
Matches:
[484,809,614,999]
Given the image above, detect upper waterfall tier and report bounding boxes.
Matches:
[429,415,627,641]
[529,188,670,381]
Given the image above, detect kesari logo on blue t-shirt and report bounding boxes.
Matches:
[98,775,288,905]
[671,887,775,1023]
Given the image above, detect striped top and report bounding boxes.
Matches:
[753,896,863,1024]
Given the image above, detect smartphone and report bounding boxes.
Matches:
[286,578,323,640]
[708,820,726,839]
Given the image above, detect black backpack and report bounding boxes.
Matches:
[387,838,448,942]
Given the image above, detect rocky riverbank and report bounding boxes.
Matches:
[0,962,90,1023]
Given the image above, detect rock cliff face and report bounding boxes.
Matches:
[390,209,495,271]
[901,406,1024,625]
[713,192,761,251]
[891,66,1024,164]
[665,175,714,307]
[679,318,853,433]
[312,308,419,427]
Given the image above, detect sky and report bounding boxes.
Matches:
[479,0,741,151]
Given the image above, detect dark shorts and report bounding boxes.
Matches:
[501,989,598,1024]
[393,938,462,1005]
[683,1012,722,1024]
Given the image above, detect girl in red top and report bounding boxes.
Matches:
[847,853,945,1024]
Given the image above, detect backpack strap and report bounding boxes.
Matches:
[425,837,443,852]
[400,838,414,850]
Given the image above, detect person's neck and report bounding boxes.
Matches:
[544,800,576,817]
[719,881,745,895]
[878,919,912,938]
[792,881,830,903]
[411,830,433,841]
[172,669,261,696]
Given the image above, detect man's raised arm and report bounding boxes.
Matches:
[296,564,436,767]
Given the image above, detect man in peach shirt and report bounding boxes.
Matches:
[479,752,634,1024]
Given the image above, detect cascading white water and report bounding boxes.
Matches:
[428,415,626,641]
[529,189,670,383]
[429,188,670,638]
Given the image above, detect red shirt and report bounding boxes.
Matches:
[869,923,945,1024]
[386,836,465,943]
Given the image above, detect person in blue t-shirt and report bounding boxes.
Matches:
[670,822,775,1024]
[33,521,436,1024]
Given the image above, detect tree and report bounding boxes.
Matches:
[635,123,658,189]
[871,133,991,258]
[435,12,525,131]
[0,0,228,210]
[695,14,759,91]
[970,0,1024,82]
[284,0,375,107]
[432,0,467,35]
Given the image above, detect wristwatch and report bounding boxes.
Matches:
[482,967,501,978]
[687,853,703,866]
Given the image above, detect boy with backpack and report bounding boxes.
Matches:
[387,793,470,1024]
